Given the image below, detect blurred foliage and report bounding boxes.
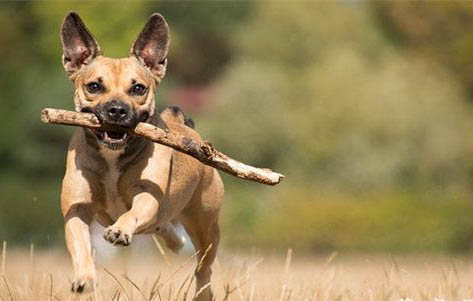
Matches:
[373,2,473,98]
[2,1,473,253]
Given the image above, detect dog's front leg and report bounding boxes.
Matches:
[64,204,96,293]
[104,192,159,246]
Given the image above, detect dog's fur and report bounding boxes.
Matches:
[59,12,223,301]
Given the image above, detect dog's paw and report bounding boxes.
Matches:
[165,234,185,253]
[103,226,132,246]
[71,270,96,294]
[156,222,185,253]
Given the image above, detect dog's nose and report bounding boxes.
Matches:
[106,102,129,122]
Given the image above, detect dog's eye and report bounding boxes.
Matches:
[129,84,147,96]
[85,82,104,94]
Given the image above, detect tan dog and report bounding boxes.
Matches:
[59,12,223,301]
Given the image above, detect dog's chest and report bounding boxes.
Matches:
[99,148,129,221]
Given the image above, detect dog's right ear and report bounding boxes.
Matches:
[60,12,101,76]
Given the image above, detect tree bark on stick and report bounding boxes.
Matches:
[41,108,285,186]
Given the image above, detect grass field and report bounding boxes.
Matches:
[2,241,473,301]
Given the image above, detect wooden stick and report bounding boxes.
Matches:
[41,108,284,186]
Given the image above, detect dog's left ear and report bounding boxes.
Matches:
[131,13,170,80]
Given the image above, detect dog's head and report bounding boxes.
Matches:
[60,12,169,150]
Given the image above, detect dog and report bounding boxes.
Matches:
[59,12,224,301]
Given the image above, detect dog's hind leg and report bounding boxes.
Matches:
[180,168,223,301]
[181,213,220,301]
[160,106,195,128]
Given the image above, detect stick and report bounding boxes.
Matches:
[41,108,285,186]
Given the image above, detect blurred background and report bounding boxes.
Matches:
[2,1,473,254]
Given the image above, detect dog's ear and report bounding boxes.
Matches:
[131,13,170,80]
[60,12,101,76]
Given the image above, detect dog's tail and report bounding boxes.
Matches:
[160,106,195,129]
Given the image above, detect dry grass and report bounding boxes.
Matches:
[1,242,473,301]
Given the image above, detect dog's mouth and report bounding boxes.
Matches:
[93,128,130,150]
[81,106,150,150]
